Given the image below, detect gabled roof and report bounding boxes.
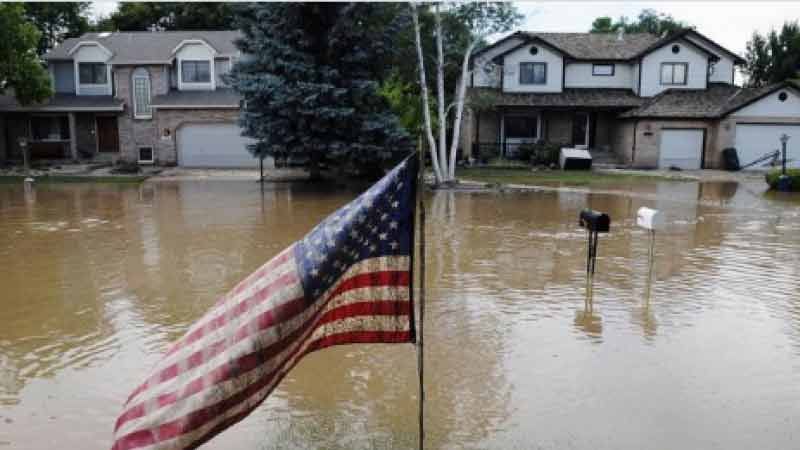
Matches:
[619,81,800,119]
[474,29,743,64]
[44,31,241,64]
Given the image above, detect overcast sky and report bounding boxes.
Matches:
[89,0,800,56]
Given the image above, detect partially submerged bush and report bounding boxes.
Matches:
[765,168,800,191]
[111,161,141,174]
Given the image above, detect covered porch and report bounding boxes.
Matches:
[0,94,124,164]
[463,88,645,162]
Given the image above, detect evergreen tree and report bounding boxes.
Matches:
[745,21,800,87]
[228,3,410,179]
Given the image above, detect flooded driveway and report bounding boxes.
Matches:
[1,179,799,449]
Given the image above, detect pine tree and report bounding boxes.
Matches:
[228,3,410,179]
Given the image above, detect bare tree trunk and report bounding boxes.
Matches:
[448,39,478,180]
[434,5,450,182]
[410,3,443,184]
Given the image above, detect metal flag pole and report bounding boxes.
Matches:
[416,140,427,450]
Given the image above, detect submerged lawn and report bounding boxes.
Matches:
[456,167,689,186]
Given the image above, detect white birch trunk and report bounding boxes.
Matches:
[448,39,479,180]
[410,3,443,184]
[434,5,450,181]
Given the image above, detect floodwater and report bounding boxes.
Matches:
[1,178,799,450]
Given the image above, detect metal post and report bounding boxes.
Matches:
[416,143,427,450]
[780,134,789,176]
[18,137,29,176]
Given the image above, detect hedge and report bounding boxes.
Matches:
[765,168,800,191]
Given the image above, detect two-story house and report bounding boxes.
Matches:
[463,29,800,169]
[0,30,262,168]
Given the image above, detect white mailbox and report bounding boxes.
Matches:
[636,207,664,230]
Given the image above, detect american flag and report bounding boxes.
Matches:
[111,156,418,450]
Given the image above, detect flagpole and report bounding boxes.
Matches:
[416,139,426,450]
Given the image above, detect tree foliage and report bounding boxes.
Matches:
[744,21,800,87]
[590,9,691,35]
[22,2,89,55]
[228,3,411,178]
[0,3,53,105]
[95,2,235,31]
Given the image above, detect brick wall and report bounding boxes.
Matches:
[155,108,240,164]
[114,65,169,163]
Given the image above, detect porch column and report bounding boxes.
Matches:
[68,112,78,161]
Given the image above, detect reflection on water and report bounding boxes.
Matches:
[1,178,799,449]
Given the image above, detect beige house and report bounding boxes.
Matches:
[0,31,265,168]
[462,29,800,170]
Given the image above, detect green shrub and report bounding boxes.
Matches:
[765,168,800,191]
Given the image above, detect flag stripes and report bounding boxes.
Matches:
[112,256,410,450]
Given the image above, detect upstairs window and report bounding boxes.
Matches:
[519,62,546,85]
[78,63,107,84]
[660,62,687,85]
[132,68,152,119]
[592,64,615,76]
[181,60,211,83]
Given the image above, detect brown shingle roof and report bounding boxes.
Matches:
[469,87,644,108]
[527,32,662,60]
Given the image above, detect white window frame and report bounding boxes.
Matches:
[132,68,152,119]
[660,62,688,86]
[592,64,615,76]
[519,62,547,85]
[71,42,113,96]
[138,146,155,164]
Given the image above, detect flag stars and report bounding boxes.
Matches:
[389,220,398,229]
[379,232,388,241]
[390,241,399,250]
[391,201,399,209]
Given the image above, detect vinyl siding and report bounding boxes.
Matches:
[502,43,563,93]
[564,63,633,89]
[639,39,709,97]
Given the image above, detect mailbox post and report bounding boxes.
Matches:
[579,209,610,277]
[18,137,30,176]
[780,134,789,176]
[636,207,664,301]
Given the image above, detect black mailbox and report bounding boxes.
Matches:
[579,209,610,233]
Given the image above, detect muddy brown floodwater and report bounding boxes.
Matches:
[1,178,799,450]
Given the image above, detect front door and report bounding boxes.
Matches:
[96,116,119,153]
[572,112,590,148]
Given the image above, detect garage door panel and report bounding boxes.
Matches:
[735,124,800,171]
[659,129,704,170]
[178,123,260,168]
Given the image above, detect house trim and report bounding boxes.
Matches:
[720,82,800,117]
[171,39,219,57]
[67,41,113,58]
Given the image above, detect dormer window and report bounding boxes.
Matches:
[181,60,211,83]
[78,63,107,84]
[660,62,687,85]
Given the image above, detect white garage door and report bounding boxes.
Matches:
[178,123,258,168]
[735,124,800,170]
[659,129,704,170]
